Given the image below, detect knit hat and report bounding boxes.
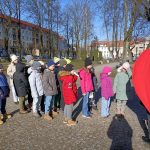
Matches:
[0,64,3,69]
[60,59,67,66]
[38,61,45,66]
[47,60,55,67]
[122,62,130,70]
[24,55,33,63]
[32,61,41,70]
[64,58,71,64]
[66,64,74,72]
[54,57,60,64]
[102,66,112,74]
[10,54,18,62]
[85,57,92,67]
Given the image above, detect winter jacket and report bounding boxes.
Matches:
[0,73,10,99]
[28,68,44,98]
[42,69,58,96]
[54,66,61,87]
[79,67,94,94]
[113,68,132,100]
[57,66,66,89]
[7,63,16,86]
[13,63,29,97]
[100,66,113,100]
[59,71,78,105]
[91,67,98,91]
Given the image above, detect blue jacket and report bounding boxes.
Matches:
[0,73,10,99]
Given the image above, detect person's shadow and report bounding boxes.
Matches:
[107,116,133,150]
[126,79,148,138]
[72,86,101,120]
[72,87,83,120]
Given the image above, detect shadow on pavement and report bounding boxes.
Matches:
[72,87,83,120]
[107,116,133,150]
[126,82,148,138]
[72,86,101,120]
[11,109,20,115]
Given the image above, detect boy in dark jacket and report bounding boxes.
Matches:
[59,64,78,126]
[42,60,58,121]
[13,63,29,114]
[0,64,11,125]
[53,57,61,114]
[57,59,67,111]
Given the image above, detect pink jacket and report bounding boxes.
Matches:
[79,68,94,94]
[100,66,114,100]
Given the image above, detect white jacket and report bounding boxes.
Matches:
[7,63,16,86]
[28,68,44,98]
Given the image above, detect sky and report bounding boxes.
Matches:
[59,0,107,41]
[20,0,107,41]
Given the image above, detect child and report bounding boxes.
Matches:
[57,59,67,111]
[24,55,35,110]
[59,64,78,126]
[91,67,98,110]
[0,64,11,125]
[28,61,44,117]
[100,66,113,118]
[113,62,132,118]
[79,57,94,118]
[42,60,58,121]
[13,63,29,114]
[53,57,61,113]
[7,54,19,104]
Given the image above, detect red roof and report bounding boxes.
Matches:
[91,40,124,47]
[91,39,146,48]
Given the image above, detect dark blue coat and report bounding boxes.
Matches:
[0,73,10,99]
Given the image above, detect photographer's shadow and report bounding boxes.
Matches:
[107,116,133,150]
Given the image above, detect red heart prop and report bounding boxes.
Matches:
[132,49,150,113]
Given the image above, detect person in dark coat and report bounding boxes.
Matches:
[57,59,67,111]
[24,55,34,109]
[53,57,61,114]
[0,64,11,125]
[13,63,29,114]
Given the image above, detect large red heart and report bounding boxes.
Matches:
[132,48,150,113]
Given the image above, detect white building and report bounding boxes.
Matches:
[91,38,150,59]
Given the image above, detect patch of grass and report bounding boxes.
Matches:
[71,59,100,69]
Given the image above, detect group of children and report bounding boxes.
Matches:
[0,54,132,127]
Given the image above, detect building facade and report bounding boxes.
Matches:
[91,38,150,59]
[0,14,67,57]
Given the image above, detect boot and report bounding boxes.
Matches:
[43,114,53,121]
[67,120,77,126]
[0,119,3,125]
[142,136,150,144]
[53,111,59,116]
[63,117,68,124]
[19,110,28,114]
[3,113,12,119]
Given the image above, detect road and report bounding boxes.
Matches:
[0,62,150,150]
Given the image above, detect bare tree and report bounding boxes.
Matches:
[96,0,150,61]
[26,0,46,55]
[0,0,15,58]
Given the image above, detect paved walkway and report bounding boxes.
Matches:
[0,63,150,150]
